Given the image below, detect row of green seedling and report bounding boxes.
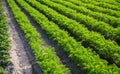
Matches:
[93,0,120,7]
[67,0,120,18]
[0,0,10,73]
[38,0,120,41]
[7,0,70,74]
[17,0,120,73]
[80,0,120,11]
[51,0,120,28]
[33,0,120,66]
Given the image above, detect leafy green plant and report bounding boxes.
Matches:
[17,0,120,73]
[68,0,120,18]
[0,0,10,73]
[26,0,120,66]
[39,0,120,40]
[80,0,120,11]
[7,0,70,74]
[51,0,120,28]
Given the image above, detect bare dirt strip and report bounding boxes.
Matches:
[3,0,42,74]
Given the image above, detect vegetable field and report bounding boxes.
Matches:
[1,0,120,74]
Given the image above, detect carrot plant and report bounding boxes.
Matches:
[17,0,120,73]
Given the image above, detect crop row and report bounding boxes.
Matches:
[80,0,120,11]
[93,0,120,7]
[7,0,70,74]
[51,0,120,28]
[67,0,120,18]
[38,0,120,41]
[32,0,120,66]
[0,0,10,73]
[15,0,120,73]
[115,0,120,3]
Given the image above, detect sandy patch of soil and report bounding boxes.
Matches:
[2,0,36,74]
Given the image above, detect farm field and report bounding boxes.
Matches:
[1,0,120,74]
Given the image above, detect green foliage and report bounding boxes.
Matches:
[0,0,10,73]
[68,0,120,18]
[92,0,120,8]
[80,0,120,11]
[7,0,70,74]
[40,0,120,40]
[0,67,5,74]
[26,0,120,66]
[51,0,120,28]
[115,0,120,3]
[17,0,120,73]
